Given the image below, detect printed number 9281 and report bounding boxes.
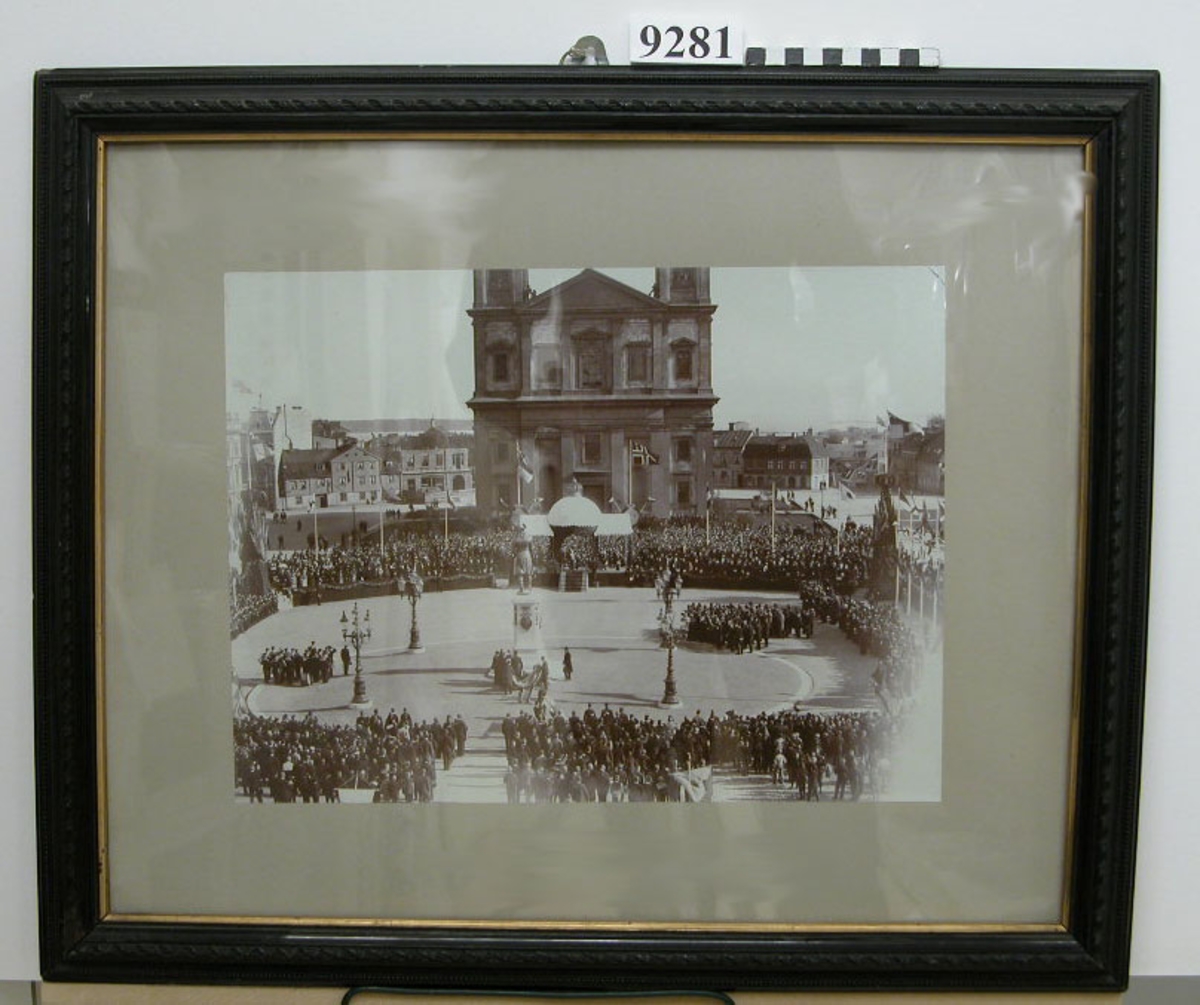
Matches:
[631,22,742,63]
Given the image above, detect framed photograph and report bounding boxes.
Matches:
[32,66,1157,991]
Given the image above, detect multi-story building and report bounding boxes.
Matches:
[467,267,718,518]
[713,423,753,489]
[886,414,945,496]
[277,442,384,511]
[374,424,474,505]
[303,420,476,507]
[740,433,830,491]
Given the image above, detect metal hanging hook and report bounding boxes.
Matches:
[559,35,609,66]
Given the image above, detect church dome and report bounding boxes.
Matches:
[414,423,449,449]
[546,493,603,529]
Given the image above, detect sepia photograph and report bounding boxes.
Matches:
[225,264,946,805]
[33,64,1156,988]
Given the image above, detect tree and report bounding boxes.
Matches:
[870,480,899,598]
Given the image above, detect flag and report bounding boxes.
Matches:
[630,442,659,466]
[516,447,534,484]
[669,765,713,802]
[446,492,457,510]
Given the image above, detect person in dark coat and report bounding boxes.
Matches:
[562,647,574,680]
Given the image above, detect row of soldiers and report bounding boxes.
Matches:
[502,758,705,803]
[500,705,709,803]
[727,708,895,801]
[233,710,445,803]
[494,704,896,803]
[683,601,815,653]
[257,643,337,687]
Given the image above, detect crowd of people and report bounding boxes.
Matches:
[266,531,547,592]
[607,521,875,592]
[257,643,338,687]
[499,704,712,803]
[717,708,897,801]
[488,649,555,704]
[233,708,467,803]
[680,583,923,716]
[797,581,924,708]
[494,703,898,803]
[229,591,278,639]
[262,520,877,595]
[236,508,933,804]
[683,601,814,653]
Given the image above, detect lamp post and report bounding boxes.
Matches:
[658,566,682,707]
[340,602,372,708]
[403,567,425,653]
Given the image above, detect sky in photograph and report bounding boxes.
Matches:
[225,266,945,434]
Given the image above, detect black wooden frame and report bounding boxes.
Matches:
[32,65,1157,992]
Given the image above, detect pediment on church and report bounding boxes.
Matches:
[526,268,662,313]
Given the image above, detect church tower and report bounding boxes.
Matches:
[467,267,717,519]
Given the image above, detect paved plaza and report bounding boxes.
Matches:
[236,586,884,719]
[231,585,943,802]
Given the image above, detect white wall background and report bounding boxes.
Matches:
[2,0,1195,983]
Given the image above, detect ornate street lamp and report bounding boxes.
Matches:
[403,566,425,653]
[340,602,372,708]
[658,565,682,707]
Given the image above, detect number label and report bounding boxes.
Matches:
[630,20,743,64]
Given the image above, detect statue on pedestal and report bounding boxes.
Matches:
[512,523,534,595]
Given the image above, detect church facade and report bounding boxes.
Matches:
[466,268,718,519]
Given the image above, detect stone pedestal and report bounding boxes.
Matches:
[511,597,563,681]
[512,597,544,655]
